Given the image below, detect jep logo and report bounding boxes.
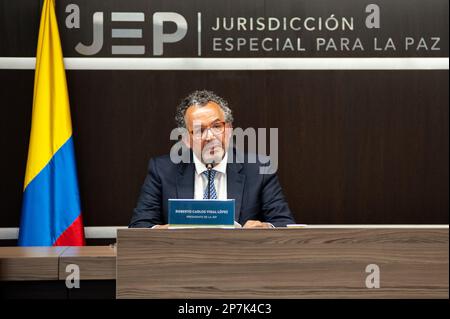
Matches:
[65,4,191,56]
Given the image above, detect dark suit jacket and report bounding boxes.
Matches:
[129,151,296,228]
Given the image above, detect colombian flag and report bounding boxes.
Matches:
[18,0,85,246]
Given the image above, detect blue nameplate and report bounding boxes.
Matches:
[168,199,235,229]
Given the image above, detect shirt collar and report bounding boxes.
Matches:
[193,151,228,175]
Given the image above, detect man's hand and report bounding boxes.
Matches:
[152,224,169,229]
[243,220,273,229]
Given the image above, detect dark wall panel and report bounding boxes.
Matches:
[0,0,448,227]
[0,70,448,226]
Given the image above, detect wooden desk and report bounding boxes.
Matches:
[59,246,116,280]
[116,228,449,299]
[0,247,68,281]
[1,227,448,299]
[0,246,116,299]
[0,246,116,281]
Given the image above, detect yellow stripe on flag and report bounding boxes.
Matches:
[24,0,73,189]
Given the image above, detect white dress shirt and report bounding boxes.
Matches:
[193,151,228,200]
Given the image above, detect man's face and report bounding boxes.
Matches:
[183,101,232,164]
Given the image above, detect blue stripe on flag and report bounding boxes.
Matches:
[18,137,82,246]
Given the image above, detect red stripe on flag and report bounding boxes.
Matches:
[53,214,86,246]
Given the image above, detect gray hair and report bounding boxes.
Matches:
[175,90,234,128]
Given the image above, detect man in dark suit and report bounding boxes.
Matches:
[129,90,295,228]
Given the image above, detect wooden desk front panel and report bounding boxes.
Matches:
[0,247,67,281]
[116,228,449,299]
[59,246,116,280]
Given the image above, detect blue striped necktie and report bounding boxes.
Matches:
[203,169,217,199]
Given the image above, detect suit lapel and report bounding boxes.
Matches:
[176,162,195,199]
[227,162,245,222]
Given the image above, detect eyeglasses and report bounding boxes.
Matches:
[189,121,226,139]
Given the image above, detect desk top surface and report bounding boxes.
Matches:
[0,246,68,258]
